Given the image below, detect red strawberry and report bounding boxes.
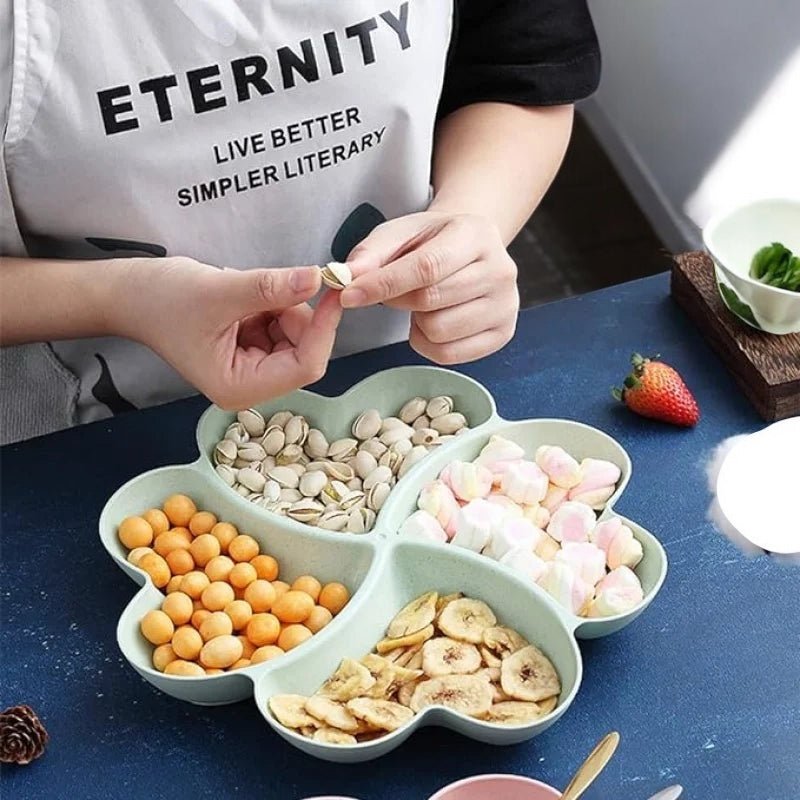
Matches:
[612,353,700,427]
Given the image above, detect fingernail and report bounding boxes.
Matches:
[290,267,318,293]
[340,287,367,308]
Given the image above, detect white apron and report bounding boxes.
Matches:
[2,0,453,430]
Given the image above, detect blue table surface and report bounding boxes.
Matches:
[2,273,798,800]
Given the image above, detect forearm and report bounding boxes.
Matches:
[429,102,574,244]
[0,256,124,346]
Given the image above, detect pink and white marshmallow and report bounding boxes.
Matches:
[536,561,595,616]
[398,510,447,543]
[534,532,562,562]
[587,566,644,617]
[474,435,526,483]
[500,461,549,505]
[483,517,545,561]
[546,501,597,544]
[554,542,607,587]
[451,499,506,553]
[535,445,582,489]
[568,458,622,510]
[590,517,644,570]
[522,503,550,530]
[486,492,524,518]
[417,480,461,539]
[499,547,547,583]
[541,483,569,514]
[440,461,493,502]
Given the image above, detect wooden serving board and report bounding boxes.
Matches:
[670,251,800,422]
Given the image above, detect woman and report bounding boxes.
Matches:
[0,1,600,444]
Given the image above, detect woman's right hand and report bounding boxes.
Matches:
[112,256,342,410]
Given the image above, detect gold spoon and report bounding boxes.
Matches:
[560,731,621,800]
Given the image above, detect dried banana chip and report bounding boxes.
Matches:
[482,626,529,659]
[410,674,494,718]
[437,598,497,644]
[405,647,424,671]
[479,646,503,668]
[313,727,358,745]
[500,645,561,702]
[318,658,376,701]
[394,642,424,668]
[538,695,558,715]
[483,700,547,726]
[397,678,422,707]
[268,694,319,729]
[386,591,439,638]
[435,592,464,619]
[376,623,434,654]
[421,637,482,677]
[346,697,414,732]
[305,695,360,733]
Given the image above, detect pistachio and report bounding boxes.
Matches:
[389,438,413,457]
[264,480,282,502]
[318,509,349,531]
[214,439,237,466]
[267,465,301,489]
[279,487,303,503]
[378,450,403,475]
[267,410,293,429]
[366,482,391,512]
[426,396,454,419]
[238,467,267,493]
[215,464,238,486]
[363,465,393,490]
[411,428,439,446]
[299,470,328,498]
[339,490,366,511]
[224,422,250,445]
[430,412,467,435]
[234,483,251,497]
[346,507,367,534]
[354,450,378,480]
[305,460,329,472]
[328,437,359,461]
[261,425,286,456]
[247,491,264,502]
[398,397,427,424]
[379,424,414,447]
[352,409,382,441]
[233,457,253,469]
[323,461,355,482]
[257,456,277,476]
[305,428,329,460]
[267,500,292,515]
[284,415,309,446]
[319,261,352,290]
[429,434,455,447]
[346,477,363,492]
[397,445,428,479]
[287,499,325,524]
[379,417,406,433]
[276,443,304,466]
[412,414,432,430]
[237,442,267,462]
[237,408,266,438]
[323,479,350,503]
[359,438,388,459]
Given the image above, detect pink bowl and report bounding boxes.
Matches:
[428,774,561,800]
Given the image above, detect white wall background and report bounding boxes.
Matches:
[580,0,800,252]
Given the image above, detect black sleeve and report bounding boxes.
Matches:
[437,0,601,118]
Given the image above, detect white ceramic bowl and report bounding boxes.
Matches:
[703,196,800,334]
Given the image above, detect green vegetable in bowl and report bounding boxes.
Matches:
[749,242,800,292]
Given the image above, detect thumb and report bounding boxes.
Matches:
[345,216,425,279]
[216,266,321,317]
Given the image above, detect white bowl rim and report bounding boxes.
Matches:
[702,195,800,299]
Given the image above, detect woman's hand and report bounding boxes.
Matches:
[340,212,519,364]
[116,256,342,409]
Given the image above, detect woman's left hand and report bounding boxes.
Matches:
[340,211,519,364]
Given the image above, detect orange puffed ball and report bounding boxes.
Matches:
[166,575,184,594]
[244,580,276,613]
[224,600,253,631]
[164,659,205,677]
[163,494,197,528]
[166,548,195,576]
[250,645,284,664]
[190,534,221,568]
[246,613,280,647]
[228,534,259,563]
[291,575,322,602]
[140,610,174,645]
[205,668,225,676]
[154,530,192,558]
[199,611,234,642]
[191,608,212,630]
[271,580,290,599]
[210,522,239,553]
[229,562,258,589]
[172,625,203,660]
[305,605,334,634]
[230,658,251,671]
[189,511,218,537]
[127,546,153,567]
[319,582,350,615]
[278,624,313,651]
[142,508,170,536]
[201,581,235,611]
[161,591,194,625]
[250,554,279,581]
[272,590,314,624]
[152,643,178,672]
[180,571,210,599]
[199,635,243,669]
[238,636,256,659]
[118,516,154,550]
[138,552,171,589]
[205,555,235,583]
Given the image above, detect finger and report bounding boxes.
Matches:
[383,263,488,312]
[412,298,511,344]
[341,222,480,309]
[275,303,314,346]
[292,290,344,381]
[409,317,515,365]
[238,312,278,352]
[214,266,321,318]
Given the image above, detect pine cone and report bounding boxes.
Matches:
[0,705,49,765]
